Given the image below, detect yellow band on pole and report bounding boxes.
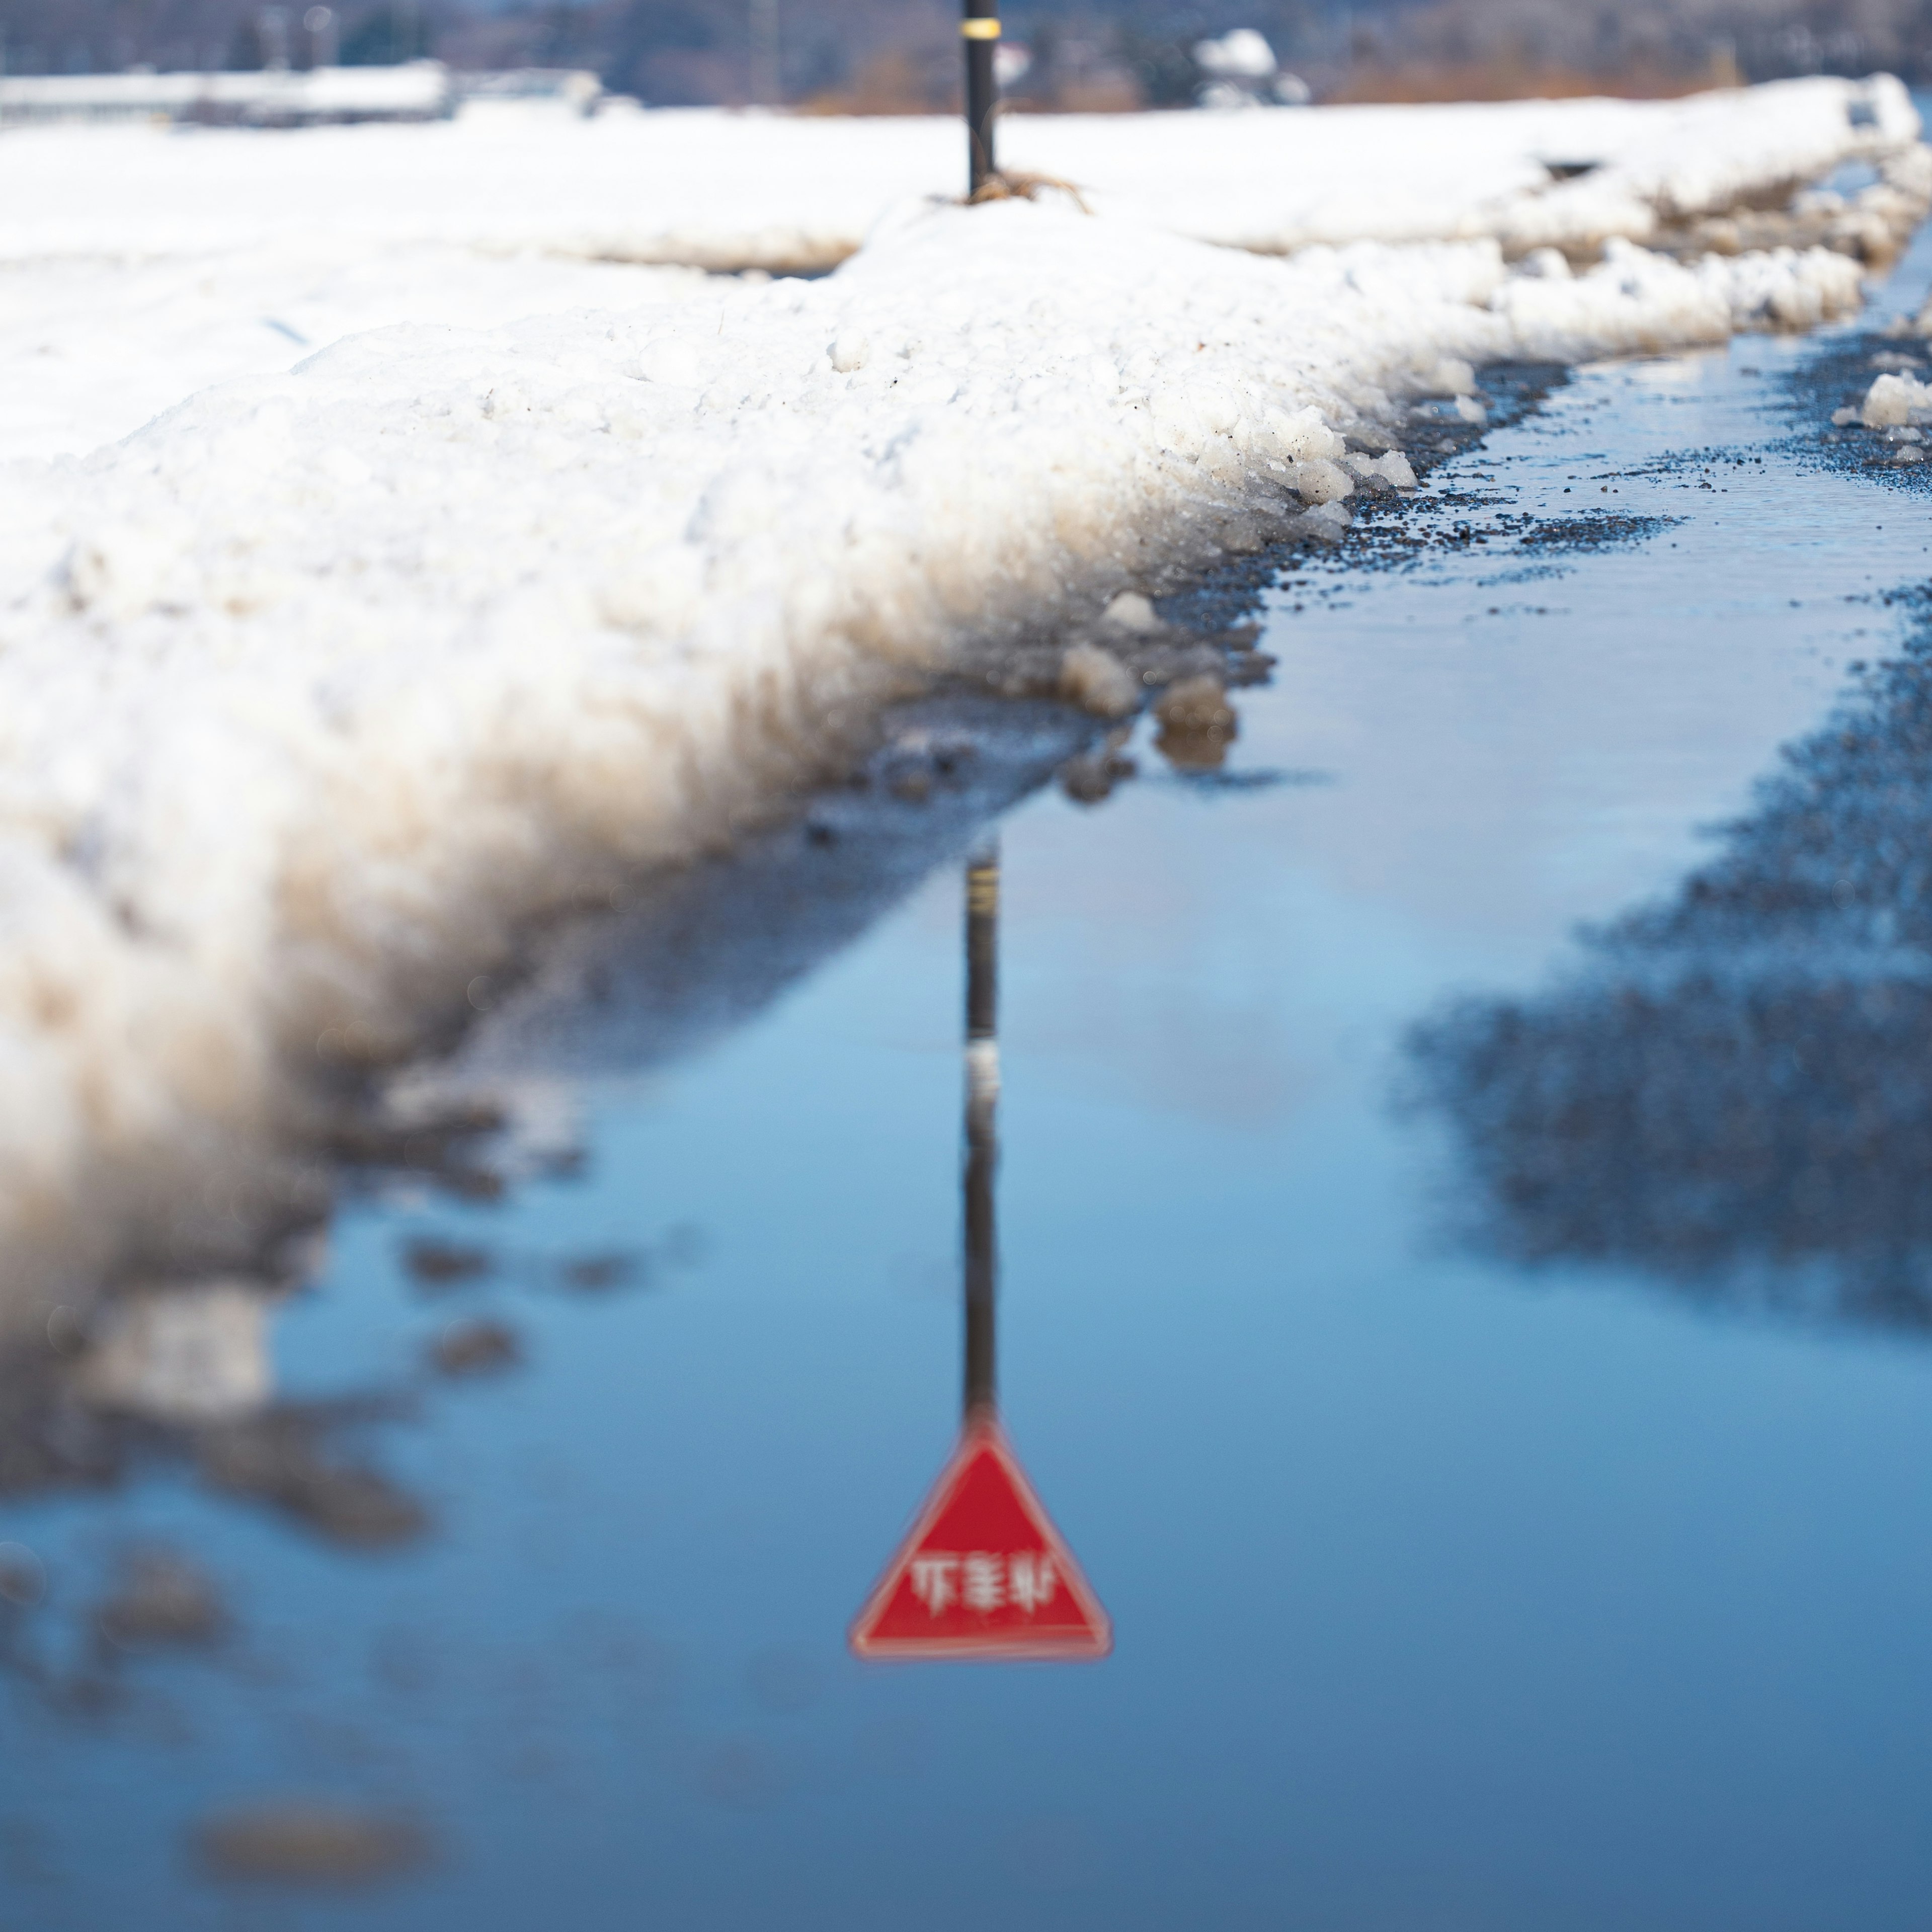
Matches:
[960,17,1001,38]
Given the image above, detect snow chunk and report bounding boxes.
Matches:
[78,1284,273,1424]
[1292,458,1355,505]
[830,331,870,373]
[1516,248,1572,280]
[1259,405,1346,463]
[634,336,703,385]
[1494,235,1865,361]
[1291,500,1354,543]
[1375,450,1418,489]
[1344,449,1418,490]
[1102,591,1162,633]
[1060,643,1140,717]
[1861,370,1932,427]
[1420,356,1478,396]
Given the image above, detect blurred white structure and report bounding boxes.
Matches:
[1191,29,1311,109]
[453,68,608,117]
[1192,28,1276,79]
[0,59,452,126]
[994,43,1032,89]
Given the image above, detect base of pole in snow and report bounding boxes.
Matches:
[962,4,999,194]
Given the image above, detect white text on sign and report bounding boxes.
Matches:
[908,1552,1059,1616]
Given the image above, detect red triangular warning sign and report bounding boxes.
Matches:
[849,1414,1111,1660]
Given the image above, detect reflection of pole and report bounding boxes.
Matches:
[963,835,999,1419]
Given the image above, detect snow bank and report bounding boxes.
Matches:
[1017,74,1924,260]
[0,196,1888,1312]
[1495,235,1867,359]
[0,75,1915,277]
[4,78,1918,463]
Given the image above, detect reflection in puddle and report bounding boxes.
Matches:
[1151,674,1239,772]
[849,839,1111,1661]
[0,698,1111,1539]
[0,679,1159,1884]
[1412,596,1932,1329]
[194,1800,434,1888]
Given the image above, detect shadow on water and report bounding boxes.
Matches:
[1409,585,1932,1335]
[455,692,1099,1081]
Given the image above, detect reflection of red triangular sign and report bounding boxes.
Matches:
[849,1414,1111,1661]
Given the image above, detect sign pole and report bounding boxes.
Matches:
[961,0,999,194]
[962,836,1000,1419]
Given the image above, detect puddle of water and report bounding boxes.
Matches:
[7,220,1932,1929]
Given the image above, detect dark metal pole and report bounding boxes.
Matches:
[962,835,1000,1418]
[962,0,998,195]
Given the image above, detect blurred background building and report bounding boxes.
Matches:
[1,0,1928,114]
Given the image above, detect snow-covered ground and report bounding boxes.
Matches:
[0,245,713,468]
[0,79,1924,1316]
[2,76,1923,458]
[4,75,1916,270]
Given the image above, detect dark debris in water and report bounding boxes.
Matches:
[427,1316,522,1378]
[328,1100,509,1206]
[1517,512,1685,550]
[400,1235,495,1290]
[193,1801,433,1888]
[93,1546,226,1651]
[0,1537,236,1721]
[556,1249,643,1291]
[1059,732,1137,806]
[1151,363,1575,627]
[1274,364,1701,585]
[198,1404,429,1548]
[397,1233,657,1298]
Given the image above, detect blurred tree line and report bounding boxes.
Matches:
[3,0,1929,103]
